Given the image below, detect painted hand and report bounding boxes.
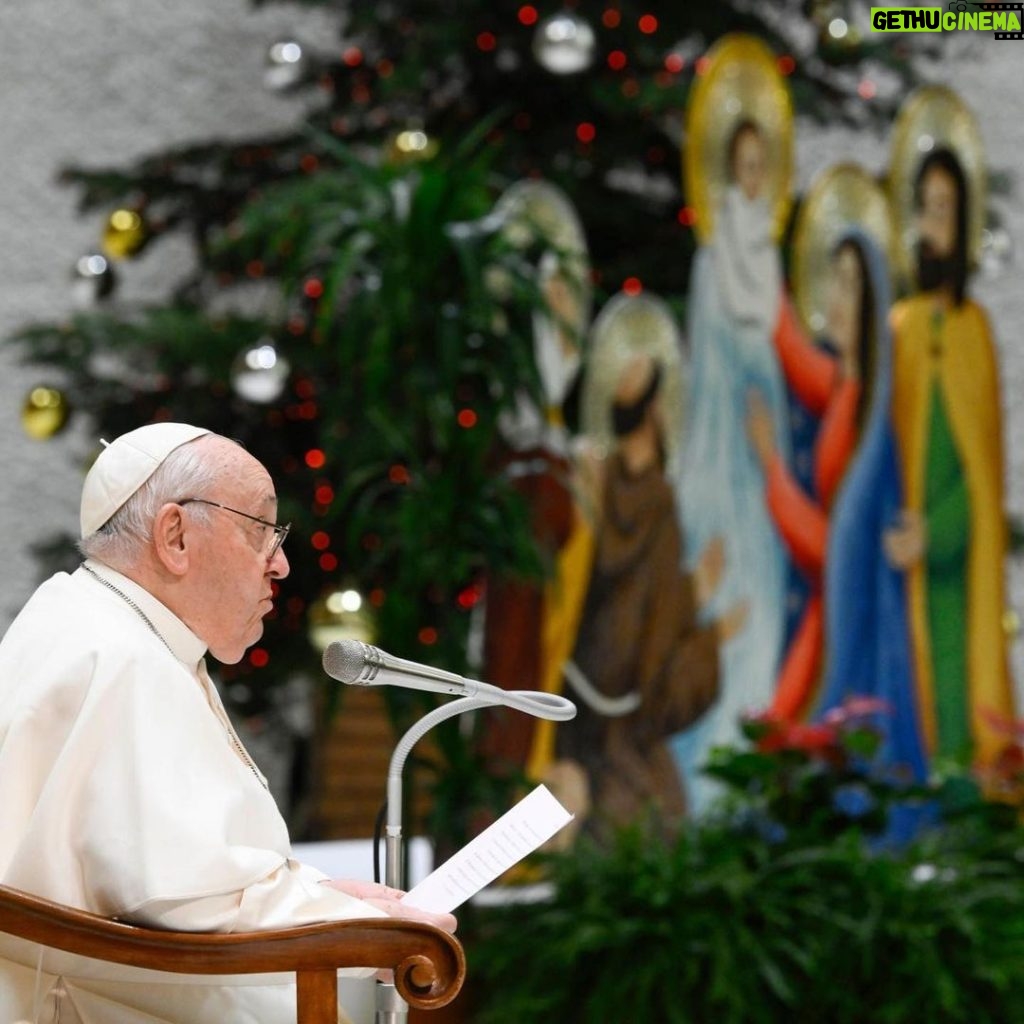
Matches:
[883,509,928,569]
[746,388,776,467]
[694,535,726,608]
[717,598,750,644]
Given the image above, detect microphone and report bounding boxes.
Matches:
[322,638,577,721]
[323,639,483,698]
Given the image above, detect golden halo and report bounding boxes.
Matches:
[580,292,686,467]
[887,84,986,284]
[791,162,895,337]
[683,33,794,244]
[494,179,592,332]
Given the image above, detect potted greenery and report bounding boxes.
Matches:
[465,705,1024,1023]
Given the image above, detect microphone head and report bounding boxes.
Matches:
[322,638,371,683]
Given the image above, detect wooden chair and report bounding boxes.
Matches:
[0,884,465,1024]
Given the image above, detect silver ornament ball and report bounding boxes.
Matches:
[532,11,597,75]
[264,38,311,92]
[231,340,291,403]
[980,225,1013,277]
[71,252,116,307]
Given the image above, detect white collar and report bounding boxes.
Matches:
[79,559,208,672]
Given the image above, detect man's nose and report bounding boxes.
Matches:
[268,548,290,579]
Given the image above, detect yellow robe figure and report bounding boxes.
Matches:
[890,294,1015,767]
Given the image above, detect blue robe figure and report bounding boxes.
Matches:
[671,166,792,814]
[815,229,929,842]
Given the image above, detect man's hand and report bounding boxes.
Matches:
[322,878,457,982]
[323,878,457,934]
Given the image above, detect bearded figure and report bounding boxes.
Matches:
[884,146,1017,772]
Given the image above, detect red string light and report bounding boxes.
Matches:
[664,53,684,73]
[607,50,627,70]
[249,648,270,668]
[638,13,658,33]
[858,79,877,99]
[388,464,410,485]
[517,5,538,26]
[305,448,326,469]
[677,206,697,227]
[311,531,331,551]
[315,484,334,505]
[623,276,643,296]
[418,627,439,645]
[777,54,796,75]
[303,278,324,299]
[457,408,478,429]
[576,122,596,144]
[602,8,621,28]
[477,31,497,51]
[318,553,338,572]
[342,47,363,67]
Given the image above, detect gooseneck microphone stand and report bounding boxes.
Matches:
[374,686,576,1024]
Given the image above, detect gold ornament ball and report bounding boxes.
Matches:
[22,387,70,440]
[385,128,439,164]
[102,208,149,260]
[307,587,377,652]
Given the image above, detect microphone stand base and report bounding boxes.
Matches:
[375,979,408,1024]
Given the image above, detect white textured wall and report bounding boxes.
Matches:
[0,0,339,624]
[1,3,1022,708]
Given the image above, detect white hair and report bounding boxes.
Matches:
[78,437,220,568]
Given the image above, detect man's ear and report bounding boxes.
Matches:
[152,503,190,576]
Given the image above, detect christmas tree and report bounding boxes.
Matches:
[9,0,927,841]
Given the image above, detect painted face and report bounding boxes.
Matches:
[182,441,289,664]
[917,165,958,260]
[732,128,767,202]
[825,245,864,360]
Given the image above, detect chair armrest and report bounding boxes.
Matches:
[0,884,464,1017]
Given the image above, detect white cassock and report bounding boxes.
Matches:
[0,560,385,1024]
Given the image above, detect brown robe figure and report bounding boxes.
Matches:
[557,354,743,837]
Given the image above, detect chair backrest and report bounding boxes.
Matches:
[0,884,465,1024]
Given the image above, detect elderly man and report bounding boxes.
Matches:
[0,423,455,1024]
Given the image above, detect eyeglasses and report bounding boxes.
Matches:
[179,498,290,560]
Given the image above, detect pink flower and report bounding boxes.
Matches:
[822,696,891,727]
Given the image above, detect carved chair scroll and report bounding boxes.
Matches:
[0,884,465,1024]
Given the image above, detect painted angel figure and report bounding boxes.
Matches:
[671,37,796,813]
